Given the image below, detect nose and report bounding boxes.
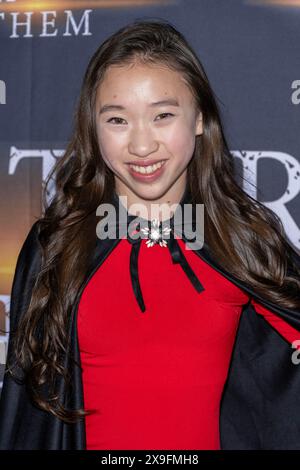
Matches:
[128,125,159,157]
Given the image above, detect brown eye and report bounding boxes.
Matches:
[155,113,174,121]
[107,117,126,124]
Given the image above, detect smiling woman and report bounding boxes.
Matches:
[94,61,203,209]
[0,19,300,451]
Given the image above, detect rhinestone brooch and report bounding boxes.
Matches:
[140,218,172,248]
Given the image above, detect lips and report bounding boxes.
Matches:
[126,159,167,167]
[127,159,167,182]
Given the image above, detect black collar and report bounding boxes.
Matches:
[105,185,206,312]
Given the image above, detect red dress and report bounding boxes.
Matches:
[77,236,300,450]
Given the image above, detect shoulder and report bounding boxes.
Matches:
[21,219,41,250]
[16,219,40,271]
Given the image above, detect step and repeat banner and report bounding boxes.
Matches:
[0,0,300,390]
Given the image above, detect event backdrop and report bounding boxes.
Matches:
[0,0,300,391]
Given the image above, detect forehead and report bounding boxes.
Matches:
[96,62,194,105]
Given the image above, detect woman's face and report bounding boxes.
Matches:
[95,61,203,203]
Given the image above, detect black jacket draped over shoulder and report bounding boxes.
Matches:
[1,195,300,450]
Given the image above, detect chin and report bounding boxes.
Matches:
[132,186,169,201]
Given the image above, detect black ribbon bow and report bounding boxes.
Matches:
[109,185,205,313]
[126,218,205,312]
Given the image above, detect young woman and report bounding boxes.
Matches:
[0,19,300,451]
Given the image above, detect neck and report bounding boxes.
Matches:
[114,181,189,223]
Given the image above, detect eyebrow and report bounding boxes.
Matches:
[98,98,180,115]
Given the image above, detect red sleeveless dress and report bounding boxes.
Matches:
[77,237,300,450]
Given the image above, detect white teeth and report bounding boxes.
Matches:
[129,161,165,174]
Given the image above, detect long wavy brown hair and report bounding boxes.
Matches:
[7,19,300,424]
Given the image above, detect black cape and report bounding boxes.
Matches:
[1,189,300,450]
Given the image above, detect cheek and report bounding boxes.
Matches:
[165,121,196,164]
[96,127,124,169]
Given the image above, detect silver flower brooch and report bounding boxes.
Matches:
[140,218,172,248]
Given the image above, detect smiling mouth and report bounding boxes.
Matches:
[128,160,166,175]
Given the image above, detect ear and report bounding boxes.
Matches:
[195,111,203,136]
